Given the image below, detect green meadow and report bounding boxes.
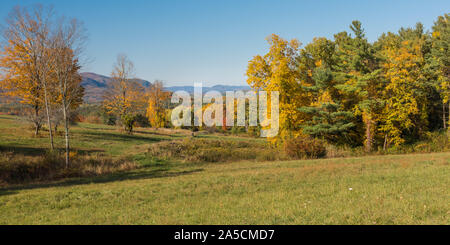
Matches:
[0,115,448,225]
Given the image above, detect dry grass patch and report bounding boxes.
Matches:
[0,151,137,186]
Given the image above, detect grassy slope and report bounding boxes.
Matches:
[0,115,449,224]
[0,115,177,157]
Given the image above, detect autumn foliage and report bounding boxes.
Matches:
[0,5,85,166]
[247,15,449,151]
[146,80,170,128]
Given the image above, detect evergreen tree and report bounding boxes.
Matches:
[298,37,356,144]
[333,21,384,151]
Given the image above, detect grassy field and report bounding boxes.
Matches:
[0,115,449,224]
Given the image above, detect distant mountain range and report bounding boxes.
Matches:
[81,72,251,103]
[163,85,251,94]
[81,72,151,103]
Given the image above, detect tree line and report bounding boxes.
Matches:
[1,5,448,165]
[246,14,449,151]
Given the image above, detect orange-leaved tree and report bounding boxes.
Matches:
[0,39,44,135]
[0,5,56,148]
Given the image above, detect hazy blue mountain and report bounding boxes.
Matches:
[165,85,251,94]
[81,72,250,103]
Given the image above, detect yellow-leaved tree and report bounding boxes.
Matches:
[146,80,170,128]
[246,34,309,144]
[379,25,430,146]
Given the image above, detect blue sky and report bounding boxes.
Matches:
[0,0,448,86]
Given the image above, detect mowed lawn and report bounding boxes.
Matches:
[0,115,449,224]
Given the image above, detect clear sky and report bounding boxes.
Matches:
[0,0,448,86]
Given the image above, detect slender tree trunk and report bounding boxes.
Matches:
[363,113,374,152]
[62,101,70,168]
[35,124,41,136]
[443,102,447,129]
[42,80,54,150]
[365,123,372,152]
[34,105,40,136]
[383,134,388,151]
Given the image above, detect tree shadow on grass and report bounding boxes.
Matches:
[0,189,18,197]
[0,115,15,120]
[81,131,168,143]
[0,145,45,156]
[0,165,204,196]
[134,129,185,138]
[0,145,104,157]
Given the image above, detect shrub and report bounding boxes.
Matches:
[284,137,327,159]
[247,126,261,137]
[147,138,283,163]
[231,126,246,135]
[121,114,137,134]
[204,126,220,134]
[134,114,150,128]
[84,115,102,124]
[381,130,449,155]
[101,113,117,125]
[413,130,449,152]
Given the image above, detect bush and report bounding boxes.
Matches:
[231,126,246,135]
[412,130,449,152]
[101,113,117,125]
[381,130,449,155]
[247,126,261,137]
[134,114,150,128]
[284,137,327,159]
[84,115,102,124]
[75,104,117,125]
[147,138,284,163]
[203,126,226,134]
[121,114,137,134]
